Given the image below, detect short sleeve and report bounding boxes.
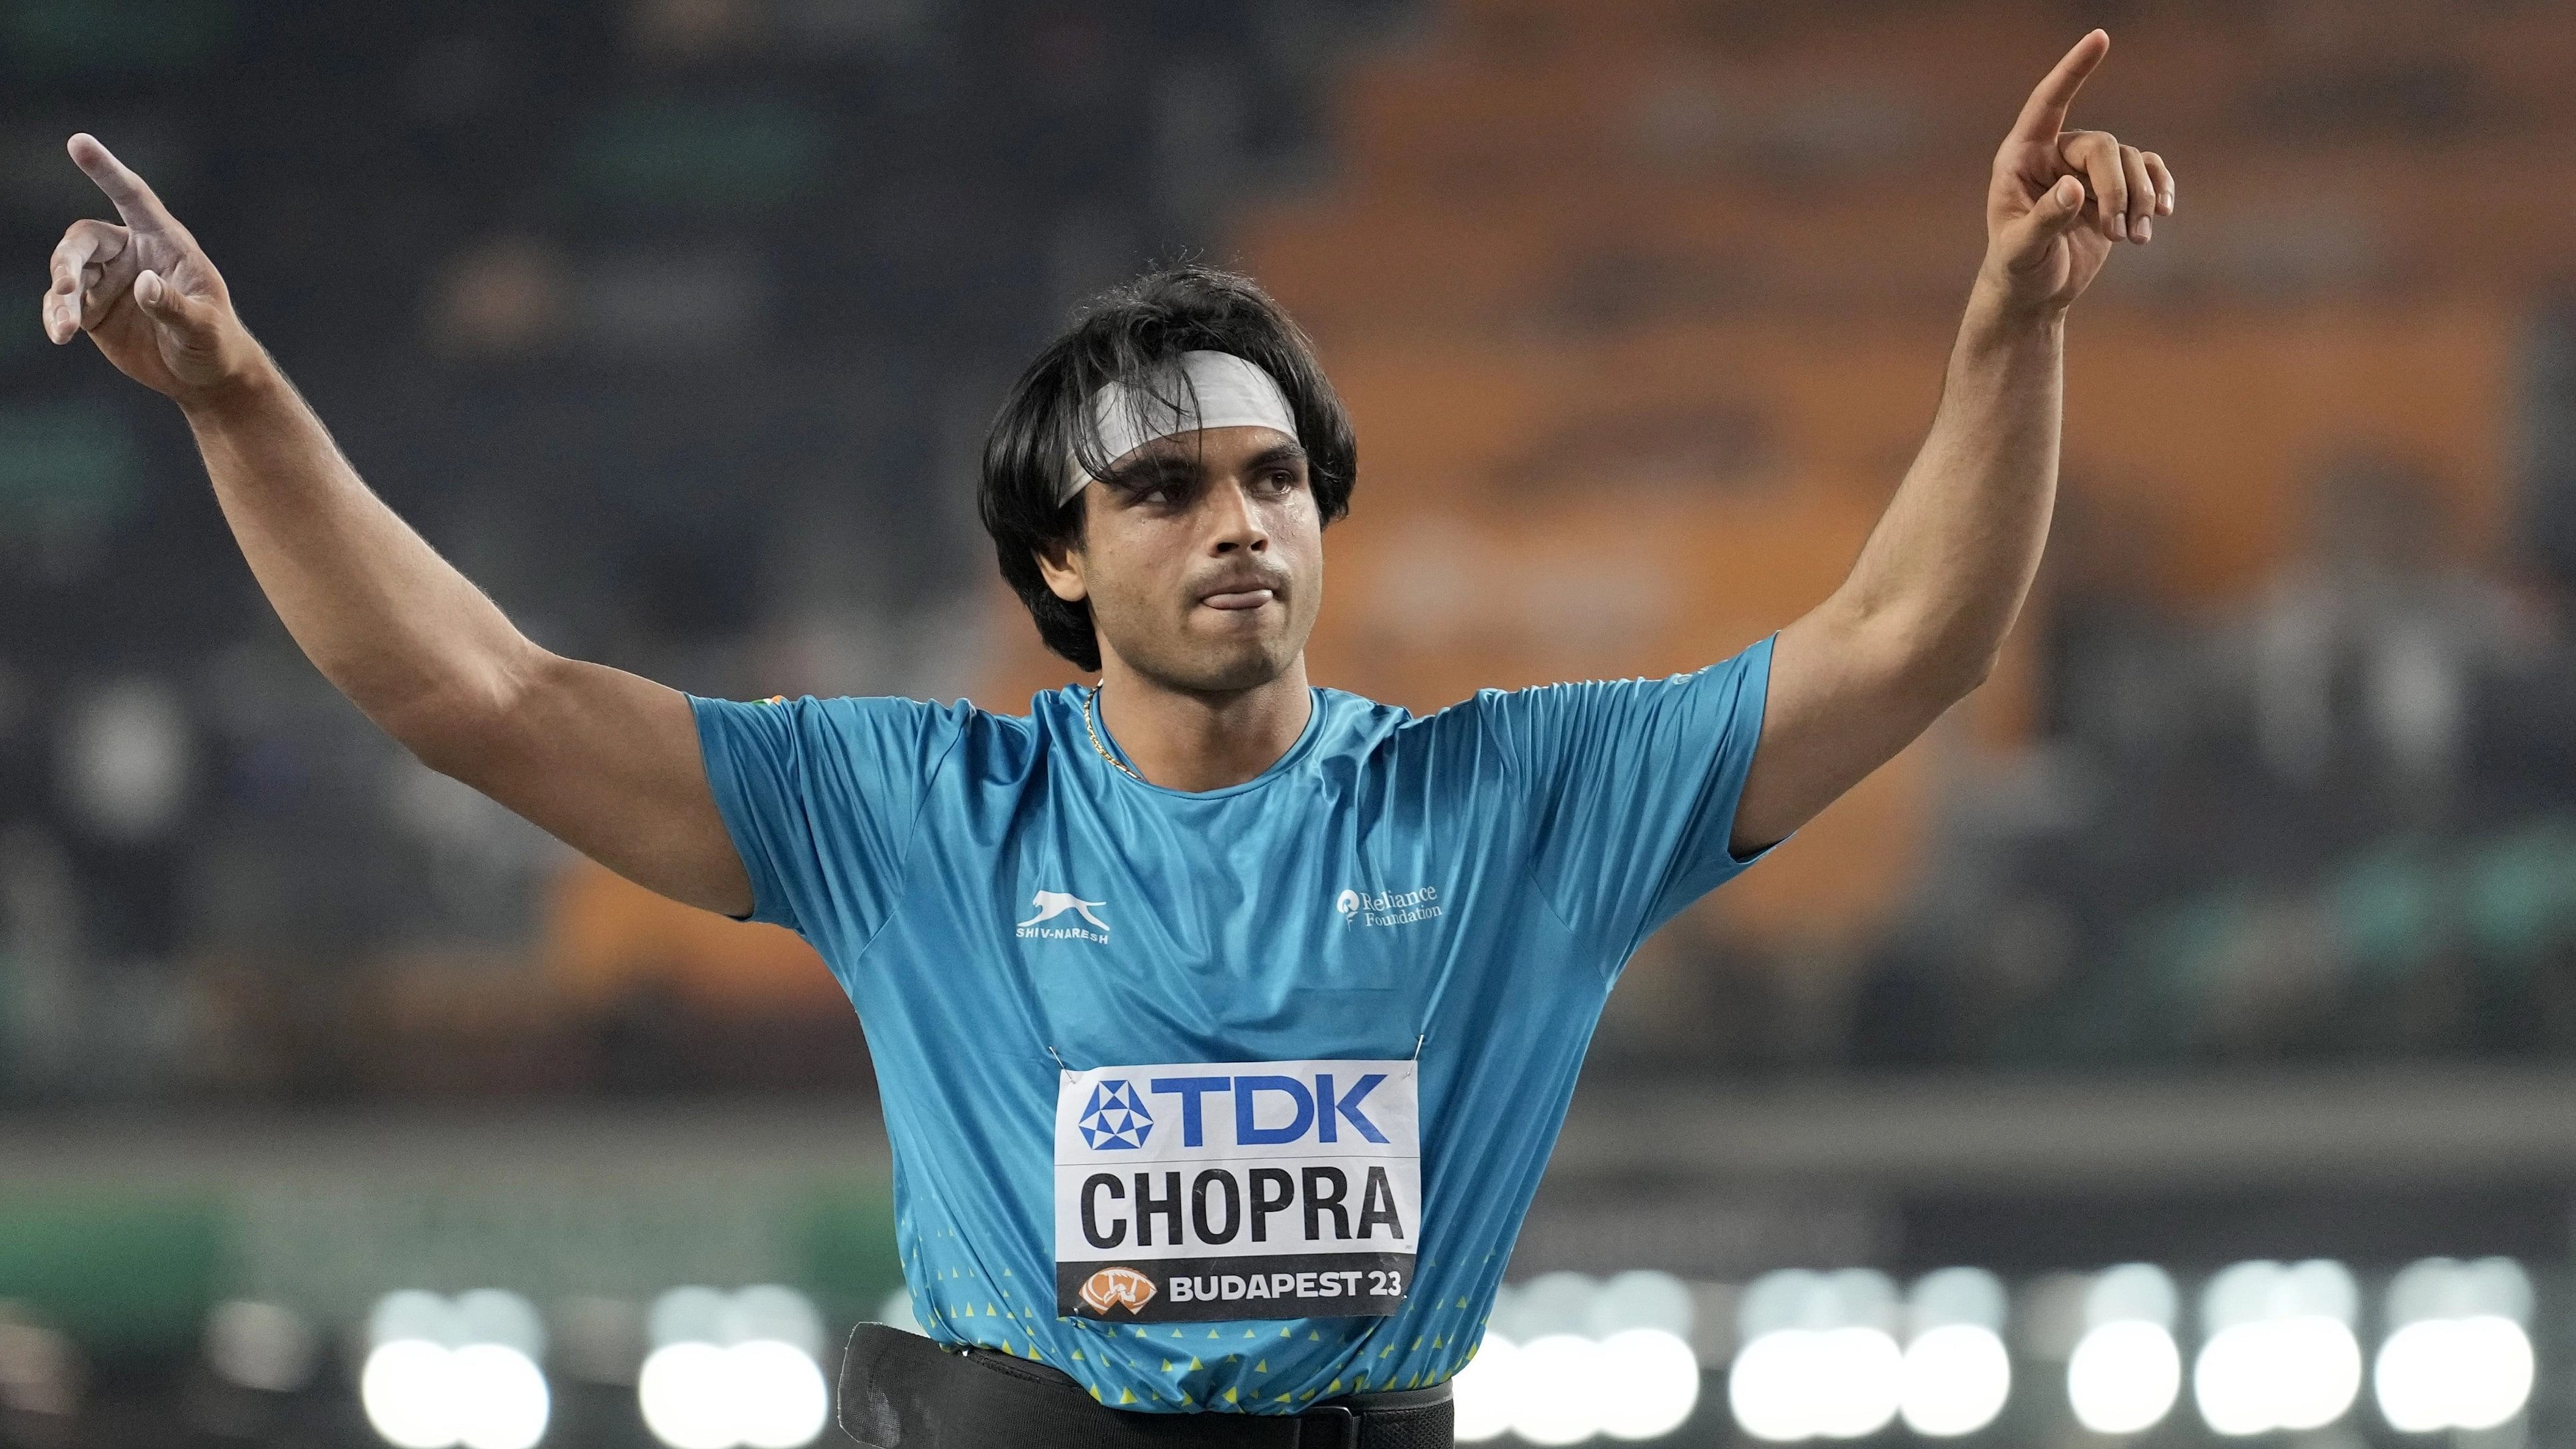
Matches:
[1475,632,1783,956]
[687,693,963,943]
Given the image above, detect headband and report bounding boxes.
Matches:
[1061,351,1300,504]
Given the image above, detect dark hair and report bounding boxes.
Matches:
[978,264,1358,672]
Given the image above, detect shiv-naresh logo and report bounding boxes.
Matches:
[1017,891,1110,942]
[1079,1266,1157,1315]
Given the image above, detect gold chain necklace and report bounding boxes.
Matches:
[1082,684,1145,783]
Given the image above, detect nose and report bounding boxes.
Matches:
[1205,477,1269,556]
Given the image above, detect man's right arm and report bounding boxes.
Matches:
[43,133,755,919]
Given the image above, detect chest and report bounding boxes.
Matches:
[876,777,1488,1066]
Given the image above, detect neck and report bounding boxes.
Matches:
[1092,654,1314,792]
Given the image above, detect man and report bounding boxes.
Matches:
[41,29,2169,1447]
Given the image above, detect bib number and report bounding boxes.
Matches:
[1053,1058,1419,1321]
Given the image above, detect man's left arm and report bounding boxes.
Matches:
[1732,28,2175,855]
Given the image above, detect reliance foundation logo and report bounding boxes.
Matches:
[1336,885,1441,928]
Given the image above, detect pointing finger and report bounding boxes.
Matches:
[2008,29,2109,146]
[66,132,178,232]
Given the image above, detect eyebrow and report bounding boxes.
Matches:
[1244,441,1309,472]
[1101,439,1309,494]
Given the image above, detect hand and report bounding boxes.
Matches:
[1979,31,2175,317]
[41,133,262,402]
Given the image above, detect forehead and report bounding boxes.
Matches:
[1106,424,1302,477]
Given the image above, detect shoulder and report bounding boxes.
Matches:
[697,690,1051,780]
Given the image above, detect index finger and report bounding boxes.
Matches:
[2007,29,2109,145]
[66,132,177,230]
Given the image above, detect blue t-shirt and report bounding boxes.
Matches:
[688,634,1779,1412]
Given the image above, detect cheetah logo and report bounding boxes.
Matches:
[1018,891,1110,934]
[1079,1267,1157,1315]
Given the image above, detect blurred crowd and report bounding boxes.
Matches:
[1847,435,2576,1071]
[0,0,1403,1099]
[8,0,2576,1101]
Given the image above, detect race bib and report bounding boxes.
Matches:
[1053,1058,1419,1321]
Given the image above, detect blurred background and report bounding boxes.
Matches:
[8,0,2576,1444]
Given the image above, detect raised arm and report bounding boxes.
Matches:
[1729,31,2175,855]
[41,134,755,917]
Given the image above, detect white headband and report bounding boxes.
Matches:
[1061,350,1299,504]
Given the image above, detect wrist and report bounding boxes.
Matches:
[176,347,288,429]
[1961,271,2067,351]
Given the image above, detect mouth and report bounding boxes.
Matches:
[1195,572,1287,612]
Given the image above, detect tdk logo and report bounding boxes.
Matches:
[1337,885,1440,928]
[1134,1072,1390,1149]
[1078,1080,1153,1149]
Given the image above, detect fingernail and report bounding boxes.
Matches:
[2135,217,2152,242]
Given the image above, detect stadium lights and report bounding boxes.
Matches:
[2066,1265,2182,1435]
[1594,1329,1702,1440]
[2373,1257,2535,1433]
[359,1290,550,1449]
[1899,1269,2011,1437]
[2192,1261,2362,1436]
[638,1285,830,1449]
[1453,1270,1700,1443]
[1451,1331,1521,1442]
[1730,1270,1905,1441]
[1513,1333,1613,1444]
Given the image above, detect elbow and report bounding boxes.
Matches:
[1869,621,2002,715]
[1913,640,2002,708]
[373,644,557,781]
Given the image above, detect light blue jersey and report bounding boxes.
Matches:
[688,634,1779,1412]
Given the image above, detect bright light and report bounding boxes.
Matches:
[730,1342,830,1449]
[2194,1317,2362,1436]
[640,1343,736,1449]
[1732,1331,1825,1442]
[1513,1334,1608,1445]
[2374,1315,2534,1433]
[638,1340,830,1449]
[2066,1321,2181,1434]
[1728,1327,1902,1441]
[450,1345,551,1449]
[363,1341,461,1449]
[1814,1327,1903,1439]
[1596,1328,1700,1440]
[1901,1324,2010,1437]
[1451,1333,1520,1442]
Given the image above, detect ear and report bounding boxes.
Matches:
[1035,534,1088,604]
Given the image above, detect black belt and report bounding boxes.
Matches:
[835,1322,1455,1448]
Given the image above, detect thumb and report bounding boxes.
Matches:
[1996,174,2088,271]
[134,268,220,343]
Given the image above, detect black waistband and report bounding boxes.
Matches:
[836,1322,1455,1449]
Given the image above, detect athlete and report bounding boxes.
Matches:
[41,30,2168,1447]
